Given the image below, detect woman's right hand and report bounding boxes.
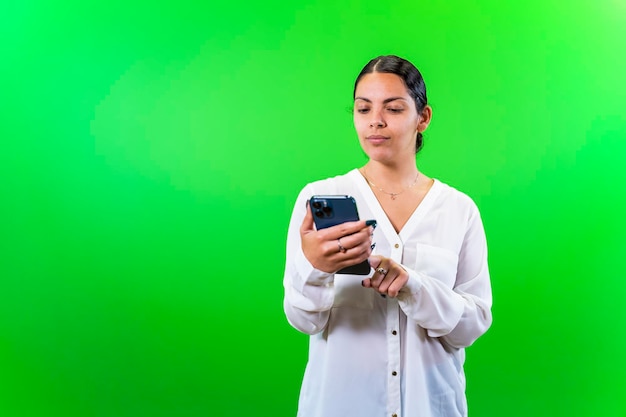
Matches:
[300,203,374,273]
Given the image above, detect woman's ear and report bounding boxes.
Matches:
[417,105,433,133]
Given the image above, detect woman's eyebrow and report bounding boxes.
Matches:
[354,96,407,103]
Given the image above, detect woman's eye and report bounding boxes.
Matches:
[387,108,404,113]
[356,108,370,114]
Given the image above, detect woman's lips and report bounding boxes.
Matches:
[366,135,389,144]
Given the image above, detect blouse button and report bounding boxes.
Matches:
[392,371,397,376]
[392,414,398,417]
[391,330,397,335]
[394,243,399,248]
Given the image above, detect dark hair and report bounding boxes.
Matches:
[353,55,428,153]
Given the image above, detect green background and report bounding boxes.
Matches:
[1,1,625,416]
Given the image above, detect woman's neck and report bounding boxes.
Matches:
[361,161,419,189]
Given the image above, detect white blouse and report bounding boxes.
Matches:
[283,169,493,417]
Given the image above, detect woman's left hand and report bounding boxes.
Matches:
[362,255,409,298]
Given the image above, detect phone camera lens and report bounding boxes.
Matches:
[314,210,324,218]
[312,202,322,209]
[322,206,332,215]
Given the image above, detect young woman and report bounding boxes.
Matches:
[283,55,492,417]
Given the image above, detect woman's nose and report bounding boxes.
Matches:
[369,112,386,128]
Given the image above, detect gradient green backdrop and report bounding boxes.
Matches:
[2,1,625,416]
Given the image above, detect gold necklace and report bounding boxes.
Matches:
[362,167,419,200]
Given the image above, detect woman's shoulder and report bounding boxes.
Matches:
[432,179,480,212]
[302,169,360,193]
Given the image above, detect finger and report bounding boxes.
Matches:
[335,228,373,252]
[386,278,404,298]
[386,269,408,297]
[370,261,389,289]
[347,241,374,266]
[380,264,409,297]
[320,220,370,240]
[360,253,382,290]
[368,255,383,270]
[300,201,315,234]
[377,269,398,294]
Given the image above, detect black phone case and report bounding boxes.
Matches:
[309,195,371,275]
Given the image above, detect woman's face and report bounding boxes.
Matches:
[353,72,429,164]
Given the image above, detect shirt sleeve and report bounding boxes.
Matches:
[397,203,493,349]
[283,186,336,335]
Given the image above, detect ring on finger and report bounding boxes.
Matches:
[337,238,347,253]
[376,267,388,276]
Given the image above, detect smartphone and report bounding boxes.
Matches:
[309,195,371,275]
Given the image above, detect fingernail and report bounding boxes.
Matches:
[371,243,376,250]
[361,280,365,287]
[366,219,377,228]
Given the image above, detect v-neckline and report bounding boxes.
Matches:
[350,169,442,242]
